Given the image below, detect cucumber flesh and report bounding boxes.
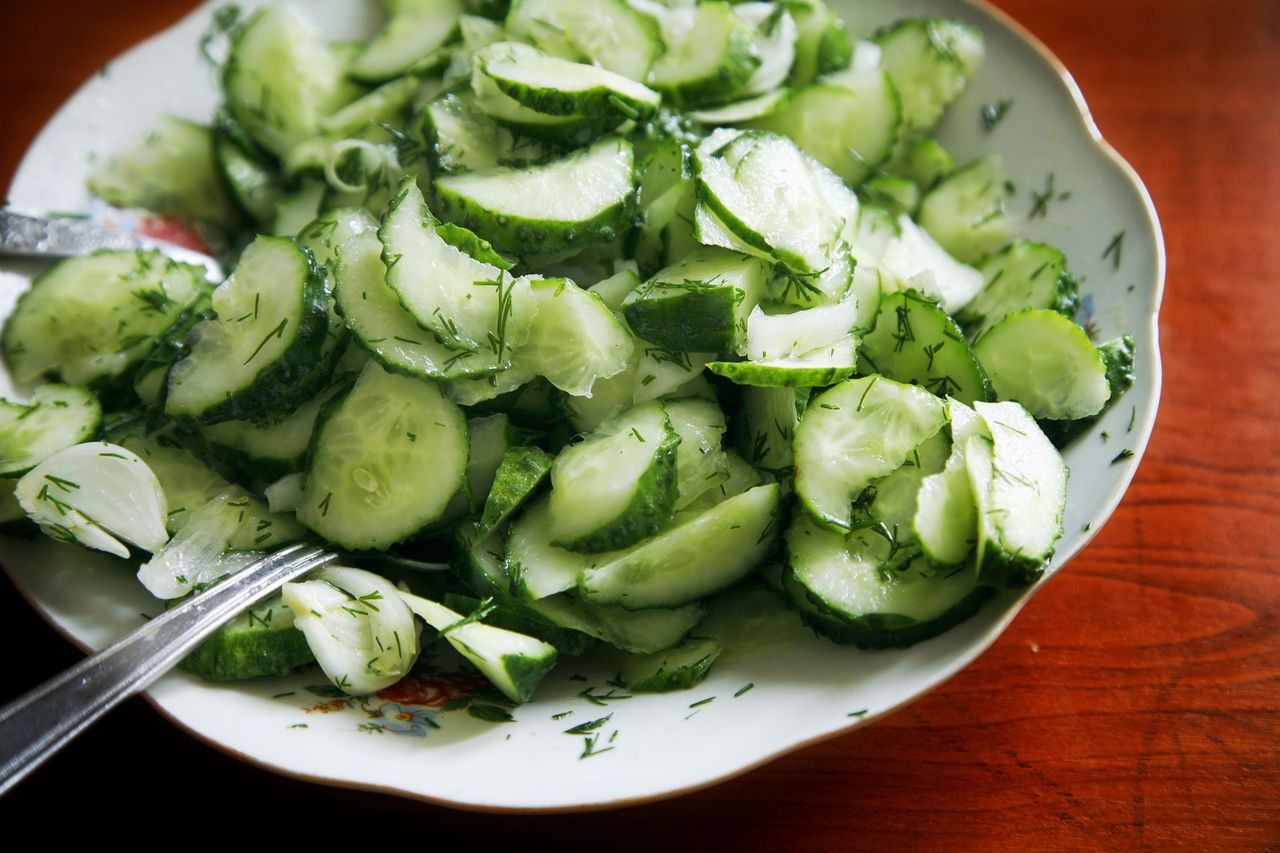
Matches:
[623,637,722,692]
[181,591,314,682]
[475,445,554,538]
[350,0,463,82]
[517,278,634,397]
[880,214,984,314]
[505,0,661,82]
[917,156,1014,264]
[0,384,102,477]
[960,240,1080,342]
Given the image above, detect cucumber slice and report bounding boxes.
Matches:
[380,178,536,366]
[623,248,770,354]
[959,240,1080,341]
[333,230,504,380]
[1039,334,1136,447]
[588,268,642,312]
[578,483,782,609]
[4,250,210,390]
[350,0,464,83]
[847,427,949,535]
[747,64,900,185]
[475,41,660,121]
[894,136,955,192]
[419,89,552,175]
[794,375,947,530]
[298,362,469,549]
[165,237,329,424]
[785,512,989,648]
[223,5,349,157]
[968,400,1068,586]
[746,298,858,363]
[272,181,326,238]
[880,214,984,314]
[666,398,730,510]
[918,156,1014,263]
[398,589,558,704]
[859,289,991,405]
[430,411,514,531]
[475,445,554,538]
[733,2,798,97]
[873,18,984,136]
[444,593,595,656]
[296,206,379,267]
[861,175,921,218]
[623,637,722,692]
[505,0,661,82]
[0,384,102,477]
[631,140,697,277]
[518,278,634,397]
[283,566,421,696]
[687,90,789,125]
[849,262,884,334]
[15,441,169,558]
[647,2,759,107]
[119,432,303,549]
[708,336,858,388]
[973,309,1111,420]
[435,136,636,258]
[89,116,235,225]
[547,400,679,552]
[913,418,978,566]
[182,592,314,682]
[740,385,809,484]
[471,70,605,143]
[318,75,422,140]
[787,0,850,86]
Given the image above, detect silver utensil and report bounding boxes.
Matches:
[0,207,224,282]
[0,542,337,795]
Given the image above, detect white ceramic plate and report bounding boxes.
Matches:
[1,0,1163,811]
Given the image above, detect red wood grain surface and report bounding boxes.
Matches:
[2,0,1278,846]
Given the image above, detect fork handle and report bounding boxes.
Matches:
[0,208,144,257]
[0,543,337,796]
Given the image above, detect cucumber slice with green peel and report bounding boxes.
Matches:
[0,385,102,477]
[475,41,660,121]
[733,2,798,97]
[633,176,698,278]
[746,298,858,363]
[847,428,949,534]
[859,289,991,405]
[508,495,610,598]
[298,362,469,550]
[296,206,379,268]
[283,566,421,696]
[334,231,505,381]
[16,441,169,558]
[199,375,349,485]
[747,65,900,185]
[88,115,236,225]
[893,136,955,191]
[419,410,513,532]
[913,421,978,566]
[518,278,634,397]
[1039,334,1136,447]
[740,385,809,484]
[4,250,210,390]
[880,214,984,314]
[708,336,858,388]
[787,0,851,86]
[693,201,771,260]
[318,75,422,140]
[682,449,765,513]
[623,637,722,692]
[958,241,1081,341]
[623,248,770,353]
[785,512,990,649]
[917,156,1014,263]
[861,175,921,218]
[420,90,552,175]
[475,445,554,538]
[214,115,283,226]
[223,5,349,157]
[665,398,730,510]
[165,237,330,424]
[547,400,679,552]
[398,589,558,704]
[849,262,884,334]
[434,136,637,258]
[471,71,608,143]
[587,269,641,312]
[646,2,760,107]
[794,375,948,531]
[578,482,782,609]
[119,432,304,549]
[873,18,984,137]
[505,0,661,82]
[687,90,789,125]
[349,0,464,83]
[272,181,326,238]
[435,221,515,269]
[973,309,1111,421]
[380,178,536,364]
[181,592,314,682]
[968,401,1068,587]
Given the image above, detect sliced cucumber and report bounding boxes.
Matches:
[350,0,463,82]
[873,18,984,136]
[880,214,984,314]
[794,375,947,530]
[687,90,789,125]
[547,400,679,552]
[434,136,637,257]
[318,75,422,140]
[471,70,604,143]
[968,400,1068,586]
[959,240,1080,341]
[1039,334,1136,447]
[918,156,1013,263]
[4,250,210,390]
[913,417,978,566]
[733,2,798,97]
[623,637,722,692]
[740,385,809,484]
[182,592,314,682]
[295,206,379,267]
[647,2,759,107]
[623,248,770,353]
[894,136,956,191]
[475,41,660,122]
[588,268,642,312]
[786,512,989,648]
[0,385,102,477]
[787,0,851,86]
[578,482,782,609]
[708,336,858,388]
[974,309,1110,421]
[15,441,169,558]
[861,175,920,218]
[165,237,329,424]
[443,592,594,656]
[475,445,554,538]
[518,277,634,397]
[666,397,730,510]
[859,289,990,405]
[419,89,552,175]
[505,0,661,82]
[298,362,468,549]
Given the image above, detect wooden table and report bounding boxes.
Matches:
[2,0,1277,845]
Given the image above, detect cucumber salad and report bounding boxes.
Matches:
[0,0,1134,707]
